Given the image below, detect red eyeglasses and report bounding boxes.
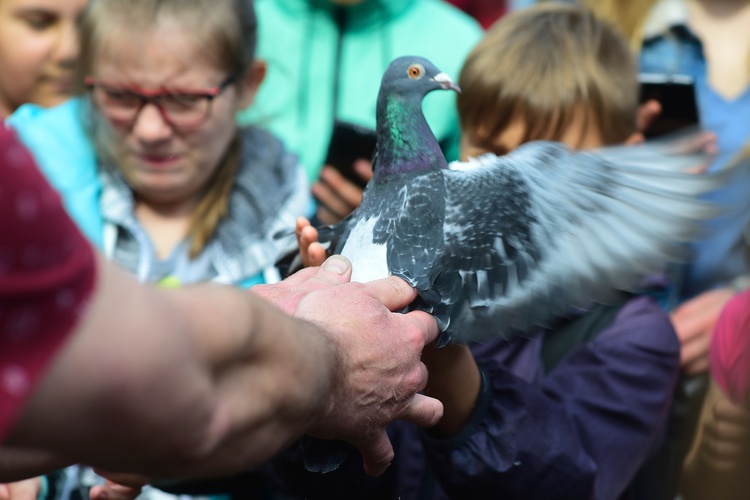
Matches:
[84,74,236,130]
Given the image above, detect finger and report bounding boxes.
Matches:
[0,485,9,500]
[315,202,344,225]
[362,275,419,310]
[670,311,709,344]
[679,331,711,371]
[89,484,142,500]
[397,393,444,428]
[91,472,150,489]
[307,242,327,267]
[354,159,374,182]
[294,216,312,239]
[356,431,395,477]
[637,99,661,132]
[320,166,365,207]
[623,132,645,146]
[682,355,709,377]
[299,225,323,267]
[312,180,355,221]
[713,399,750,424]
[284,256,352,290]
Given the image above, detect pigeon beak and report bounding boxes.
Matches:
[432,72,461,93]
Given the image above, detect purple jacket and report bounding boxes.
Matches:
[164,296,680,499]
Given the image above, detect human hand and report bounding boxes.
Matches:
[697,397,750,472]
[296,276,442,476]
[624,99,662,145]
[88,472,146,500]
[312,161,372,224]
[0,477,42,500]
[671,287,735,376]
[250,255,353,314]
[295,216,327,268]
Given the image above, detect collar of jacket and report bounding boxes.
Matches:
[99,126,303,283]
[275,0,413,28]
[641,0,689,40]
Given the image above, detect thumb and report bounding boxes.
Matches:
[305,255,352,288]
[357,431,395,477]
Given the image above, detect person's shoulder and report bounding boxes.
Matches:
[7,97,86,136]
[403,0,483,38]
[6,97,94,168]
[600,294,679,351]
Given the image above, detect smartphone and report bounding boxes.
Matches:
[324,121,378,189]
[639,73,700,139]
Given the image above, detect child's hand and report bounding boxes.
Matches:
[295,217,327,267]
[697,397,750,472]
[312,161,372,224]
[670,287,735,376]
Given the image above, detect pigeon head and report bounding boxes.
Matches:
[375,56,460,175]
[379,56,461,98]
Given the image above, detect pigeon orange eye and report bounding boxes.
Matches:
[407,64,424,80]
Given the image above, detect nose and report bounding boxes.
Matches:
[132,103,174,143]
[53,20,79,68]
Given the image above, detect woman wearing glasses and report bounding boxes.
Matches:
[4,0,310,497]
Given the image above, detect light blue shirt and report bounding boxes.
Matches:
[6,98,103,248]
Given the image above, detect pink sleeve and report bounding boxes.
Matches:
[710,288,750,404]
[0,125,96,440]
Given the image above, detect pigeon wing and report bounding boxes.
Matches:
[432,140,728,344]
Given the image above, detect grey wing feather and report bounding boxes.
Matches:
[437,140,733,343]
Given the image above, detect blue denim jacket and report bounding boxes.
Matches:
[639,22,750,299]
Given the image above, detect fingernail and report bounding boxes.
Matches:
[322,255,350,275]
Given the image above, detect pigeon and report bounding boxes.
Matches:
[314,55,733,346]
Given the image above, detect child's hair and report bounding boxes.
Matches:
[457,2,638,150]
[575,0,660,52]
[77,0,257,258]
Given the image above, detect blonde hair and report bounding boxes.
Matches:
[77,0,257,258]
[457,2,638,149]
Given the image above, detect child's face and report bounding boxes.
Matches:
[459,109,605,161]
[90,25,263,208]
[0,0,87,116]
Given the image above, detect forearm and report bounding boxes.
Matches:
[422,343,481,437]
[6,255,336,477]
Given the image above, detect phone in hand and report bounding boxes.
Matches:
[324,121,378,189]
[639,73,700,139]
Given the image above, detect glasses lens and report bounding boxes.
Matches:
[160,94,211,128]
[94,86,141,124]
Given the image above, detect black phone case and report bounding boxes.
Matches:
[639,73,700,139]
[324,121,378,189]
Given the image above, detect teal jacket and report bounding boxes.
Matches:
[238,0,483,180]
[6,98,103,248]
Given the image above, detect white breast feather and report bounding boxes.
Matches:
[341,216,390,283]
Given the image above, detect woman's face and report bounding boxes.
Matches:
[0,0,86,116]
[91,26,262,207]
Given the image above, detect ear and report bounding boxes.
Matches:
[237,60,267,109]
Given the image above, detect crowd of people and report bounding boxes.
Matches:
[0,0,748,499]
